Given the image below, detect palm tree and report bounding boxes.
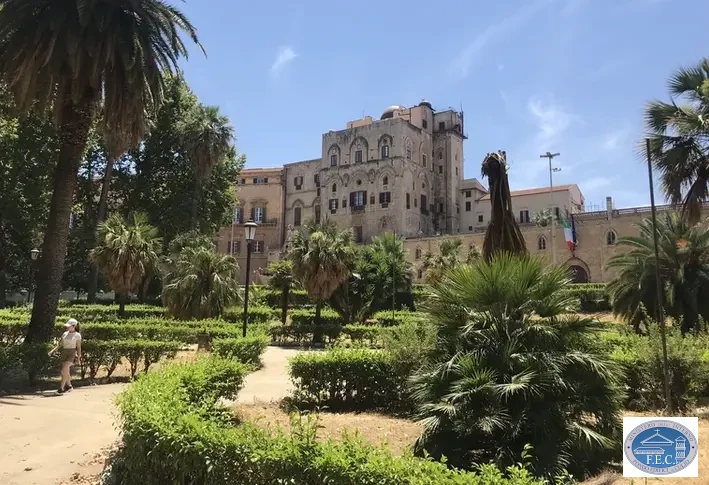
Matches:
[90,213,162,316]
[162,246,240,319]
[289,218,356,332]
[419,238,463,283]
[480,151,527,260]
[645,59,709,225]
[88,113,150,303]
[0,0,203,342]
[606,212,709,335]
[264,259,297,325]
[180,105,234,229]
[369,232,413,311]
[411,253,624,479]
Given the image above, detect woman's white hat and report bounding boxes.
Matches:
[64,318,78,327]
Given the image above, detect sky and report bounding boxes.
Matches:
[175,0,707,211]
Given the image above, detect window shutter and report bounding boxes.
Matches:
[227,241,232,254]
[262,207,267,221]
[379,192,384,204]
[251,207,255,221]
[363,191,367,205]
[350,192,355,207]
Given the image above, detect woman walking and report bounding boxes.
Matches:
[48,318,82,394]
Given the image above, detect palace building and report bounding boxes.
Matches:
[216,101,675,285]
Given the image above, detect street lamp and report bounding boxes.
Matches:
[242,220,257,338]
[540,152,561,264]
[28,249,40,303]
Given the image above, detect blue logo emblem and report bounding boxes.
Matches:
[624,420,698,475]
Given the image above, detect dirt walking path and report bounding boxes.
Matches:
[0,347,302,484]
[0,384,126,485]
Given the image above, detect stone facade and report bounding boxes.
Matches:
[215,101,662,285]
[215,167,284,283]
[404,201,681,283]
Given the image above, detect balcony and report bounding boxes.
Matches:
[350,205,365,214]
[232,218,279,227]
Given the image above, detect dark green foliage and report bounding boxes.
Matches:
[222,306,277,324]
[19,342,56,384]
[212,336,269,368]
[606,213,709,334]
[644,58,709,224]
[80,339,180,379]
[608,328,709,411]
[288,348,406,412]
[372,310,424,327]
[412,253,623,479]
[290,308,343,326]
[114,357,540,484]
[562,284,610,312]
[263,288,311,308]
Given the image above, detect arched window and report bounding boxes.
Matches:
[538,235,547,250]
[331,183,337,193]
[422,182,426,189]
[381,140,389,158]
[383,176,389,186]
[417,268,424,279]
[415,247,422,259]
[606,230,617,246]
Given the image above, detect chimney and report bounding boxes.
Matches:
[606,197,613,220]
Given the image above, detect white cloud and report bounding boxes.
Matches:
[527,97,575,147]
[270,46,297,73]
[449,0,556,79]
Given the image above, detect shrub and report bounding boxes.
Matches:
[264,288,311,309]
[114,356,542,485]
[290,308,343,327]
[0,343,21,385]
[222,306,278,324]
[371,310,424,327]
[56,304,166,321]
[212,336,269,367]
[19,343,56,384]
[268,322,342,345]
[81,340,181,379]
[288,348,405,412]
[381,319,437,376]
[610,329,709,411]
[561,284,609,312]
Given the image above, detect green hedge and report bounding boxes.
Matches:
[371,310,424,327]
[289,308,343,326]
[608,329,709,411]
[222,306,279,324]
[212,336,269,367]
[0,318,268,345]
[81,340,181,379]
[114,357,542,485]
[263,289,312,309]
[288,348,405,412]
[560,284,610,312]
[268,323,382,346]
[56,304,166,321]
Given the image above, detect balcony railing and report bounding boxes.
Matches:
[350,205,365,214]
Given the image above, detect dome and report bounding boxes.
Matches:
[418,99,432,109]
[380,105,406,120]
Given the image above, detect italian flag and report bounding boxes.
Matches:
[559,213,576,252]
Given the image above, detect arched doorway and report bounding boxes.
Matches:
[568,265,589,283]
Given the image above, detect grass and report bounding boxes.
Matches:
[232,403,421,455]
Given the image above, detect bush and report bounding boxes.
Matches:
[609,329,709,411]
[20,343,56,384]
[288,348,405,412]
[371,310,424,327]
[263,289,311,309]
[561,284,609,312]
[80,339,181,379]
[114,356,543,485]
[223,306,278,324]
[381,319,437,376]
[268,322,342,345]
[56,304,166,321]
[290,308,343,327]
[212,336,269,367]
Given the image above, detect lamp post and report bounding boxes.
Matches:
[540,152,561,264]
[28,248,40,304]
[242,220,257,338]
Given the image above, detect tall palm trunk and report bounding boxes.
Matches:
[26,97,95,343]
[87,156,115,303]
[189,178,202,229]
[281,286,289,325]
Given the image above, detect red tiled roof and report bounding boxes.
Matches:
[479,184,577,201]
